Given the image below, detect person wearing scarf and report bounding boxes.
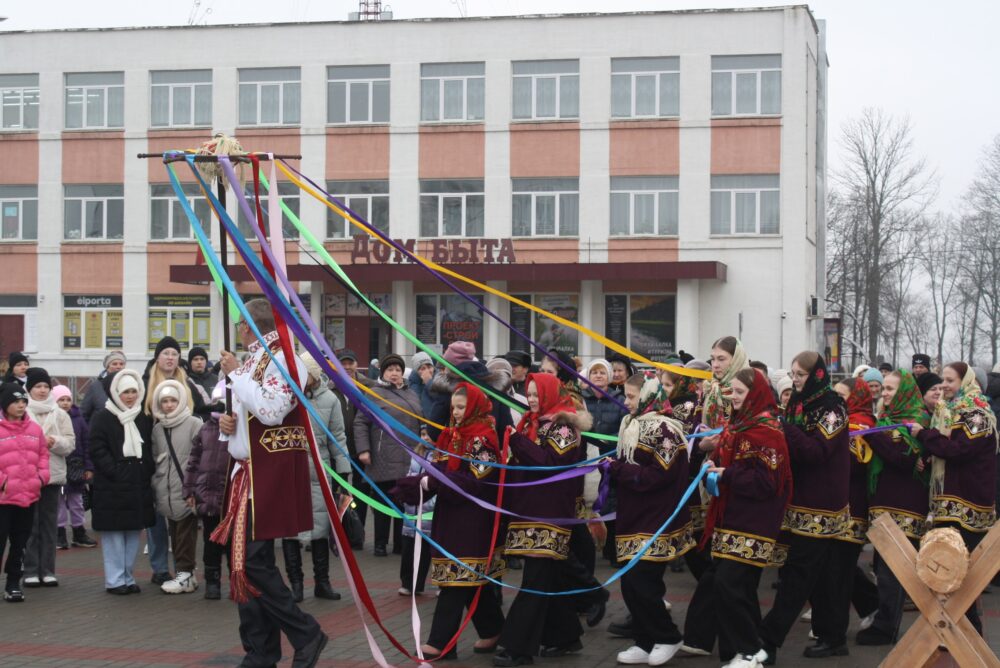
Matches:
[150,380,204,595]
[682,368,791,667]
[494,373,591,667]
[855,369,930,646]
[759,352,850,663]
[87,369,155,594]
[213,299,325,668]
[701,336,751,431]
[610,372,694,666]
[394,382,507,660]
[21,368,75,588]
[911,361,998,637]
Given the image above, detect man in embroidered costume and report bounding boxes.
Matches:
[215,299,327,668]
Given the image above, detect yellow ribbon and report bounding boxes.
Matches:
[275,161,712,381]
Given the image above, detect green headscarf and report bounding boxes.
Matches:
[868,369,929,494]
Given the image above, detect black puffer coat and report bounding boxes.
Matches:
[88,405,156,532]
[427,361,514,442]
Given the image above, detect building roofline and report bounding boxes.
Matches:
[0,5,817,37]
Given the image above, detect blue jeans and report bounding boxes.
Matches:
[146,513,170,574]
[100,530,141,589]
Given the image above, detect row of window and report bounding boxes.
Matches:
[0,55,782,130]
[1,175,780,242]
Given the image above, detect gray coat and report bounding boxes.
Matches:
[80,372,109,423]
[298,382,348,540]
[353,381,423,483]
[151,415,203,521]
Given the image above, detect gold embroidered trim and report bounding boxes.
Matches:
[838,516,869,545]
[782,505,850,538]
[689,503,707,531]
[769,542,789,567]
[258,426,308,453]
[711,528,775,567]
[930,495,997,532]
[430,555,506,587]
[505,522,572,559]
[615,524,695,562]
[868,507,929,540]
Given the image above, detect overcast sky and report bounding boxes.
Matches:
[2,0,997,210]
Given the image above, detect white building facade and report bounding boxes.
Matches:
[0,6,829,381]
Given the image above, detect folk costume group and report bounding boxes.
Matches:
[49,291,994,668]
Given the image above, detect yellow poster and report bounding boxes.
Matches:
[84,311,103,349]
[63,310,81,349]
[106,310,123,348]
[148,310,168,350]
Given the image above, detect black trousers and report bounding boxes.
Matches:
[851,564,879,618]
[959,527,985,635]
[759,534,832,649]
[352,473,371,532]
[0,504,35,588]
[621,560,681,652]
[427,585,505,650]
[685,557,763,660]
[566,523,604,610]
[498,556,583,657]
[870,537,918,639]
[237,523,322,667]
[399,535,432,592]
[808,539,861,646]
[201,514,228,570]
[372,481,403,550]
[684,534,713,581]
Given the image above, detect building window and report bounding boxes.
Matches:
[512,60,579,120]
[237,181,300,239]
[238,67,301,126]
[420,62,484,122]
[511,178,579,237]
[419,179,484,237]
[150,70,212,127]
[416,294,484,357]
[326,180,389,238]
[328,65,389,124]
[63,295,123,350]
[148,296,211,351]
[65,72,124,129]
[64,185,124,240]
[150,184,212,240]
[604,294,676,361]
[508,294,580,359]
[1,74,39,130]
[610,57,679,119]
[610,176,678,236]
[0,186,38,240]
[711,55,781,117]
[710,175,780,235]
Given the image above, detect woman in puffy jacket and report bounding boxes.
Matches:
[0,382,49,602]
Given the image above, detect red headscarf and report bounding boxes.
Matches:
[515,372,577,443]
[436,382,499,471]
[844,377,876,428]
[702,369,792,547]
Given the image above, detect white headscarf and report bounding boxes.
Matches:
[105,369,146,459]
[152,379,193,429]
[617,373,686,465]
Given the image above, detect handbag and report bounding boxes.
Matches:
[65,454,86,484]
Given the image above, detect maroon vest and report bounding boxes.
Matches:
[244,341,314,541]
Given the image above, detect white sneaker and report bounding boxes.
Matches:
[663,598,672,611]
[42,576,58,586]
[724,650,768,668]
[800,607,812,621]
[617,646,650,664]
[397,587,412,596]
[161,571,198,594]
[808,629,817,640]
[680,644,711,656]
[23,576,40,587]
[648,642,682,666]
[859,612,876,630]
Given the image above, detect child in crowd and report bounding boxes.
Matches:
[23,368,75,588]
[398,438,435,597]
[0,383,49,602]
[151,380,203,594]
[184,383,230,600]
[52,385,97,549]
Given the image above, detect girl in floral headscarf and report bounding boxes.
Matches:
[857,370,930,646]
[610,372,693,666]
[911,362,998,637]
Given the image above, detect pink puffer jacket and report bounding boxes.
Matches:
[0,416,49,508]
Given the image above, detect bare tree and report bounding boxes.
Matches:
[964,135,1000,366]
[915,214,963,367]
[834,108,937,363]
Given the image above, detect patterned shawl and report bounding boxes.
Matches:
[617,371,686,464]
[436,382,499,471]
[701,339,750,429]
[869,370,929,494]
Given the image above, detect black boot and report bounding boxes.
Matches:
[311,539,341,600]
[203,566,222,600]
[72,525,98,548]
[57,527,69,550]
[282,539,304,602]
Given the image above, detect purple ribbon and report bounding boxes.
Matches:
[592,460,613,514]
[850,423,910,437]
